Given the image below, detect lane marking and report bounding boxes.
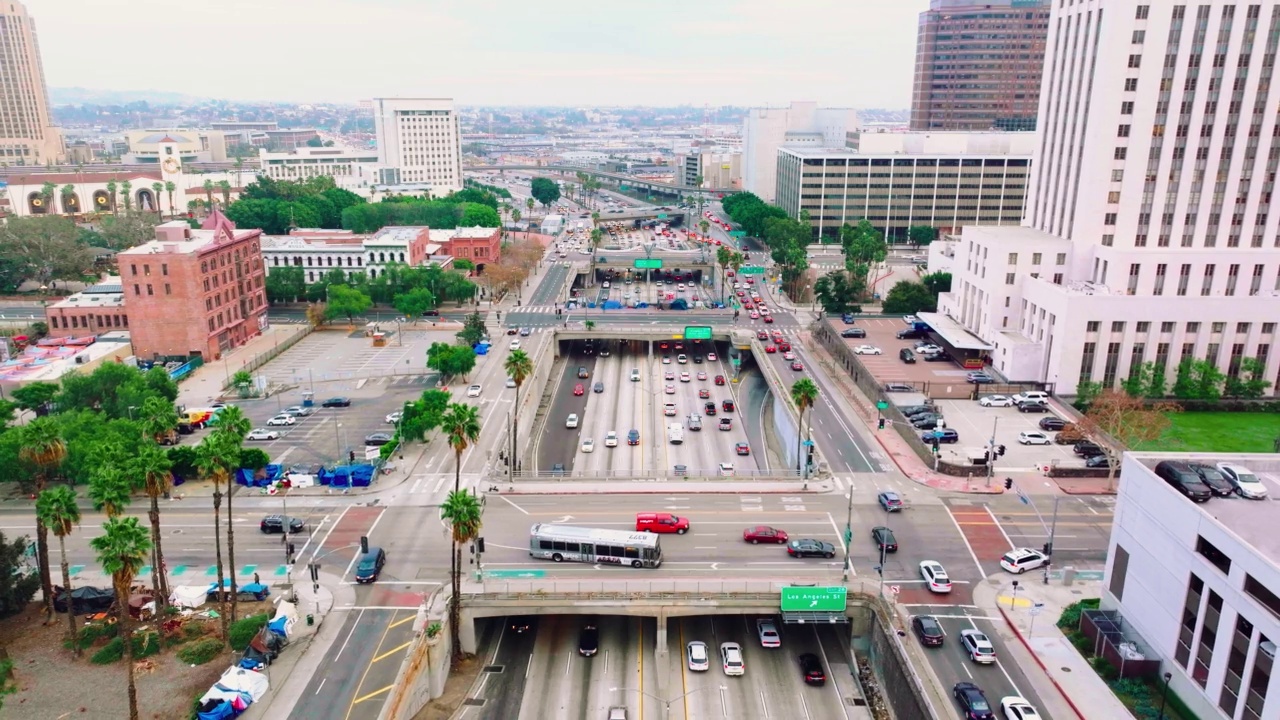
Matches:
[350,685,394,704]
[944,506,986,577]
[372,641,413,663]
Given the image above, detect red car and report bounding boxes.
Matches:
[735,442,751,456]
[743,526,789,544]
[757,331,769,340]
[573,383,585,396]
[742,301,754,309]
[790,361,804,371]
[779,342,792,352]
[714,375,726,385]
[763,316,774,323]
[698,388,711,398]
[765,345,776,353]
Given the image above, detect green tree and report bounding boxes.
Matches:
[1121,361,1166,399]
[90,516,152,720]
[459,203,500,228]
[530,178,561,207]
[881,281,938,314]
[440,489,482,661]
[35,486,81,653]
[791,379,819,477]
[1238,357,1272,399]
[456,312,488,347]
[99,211,160,250]
[136,444,174,612]
[106,180,118,212]
[920,271,952,296]
[1188,359,1226,400]
[503,349,534,470]
[1074,379,1104,408]
[0,400,15,431]
[211,406,250,622]
[0,531,40,619]
[908,225,937,246]
[88,464,133,519]
[399,389,451,442]
[10,381,58,416]
[813,270,865,314]
[218,180,232,206]
[194,434,238,642]
[138,396,179,444]
[120,180,133,212]
[442,404,481,492]
[164,181,177,217]
[19,417,66,619]
[202,179,215,208]
[0,216,96,286]
[324,284,372,326]
[265,266,306,303]
[393,287,436,320]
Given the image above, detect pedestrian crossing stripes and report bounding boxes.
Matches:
[70,564,292,580]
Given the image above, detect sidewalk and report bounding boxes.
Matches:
[492,479,835,495]
[177,325,310,408]
[973,577,1135,720]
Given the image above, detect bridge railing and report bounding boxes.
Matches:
[462,578,876,598]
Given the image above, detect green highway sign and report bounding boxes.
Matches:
[781,586,847,613]
[485,569,546,579]
[729,231,746,238]
[876,401,889,410]
[657,213,668,219]
[634,259,663,269]
[684,326,713,341]
[739,266,766,275]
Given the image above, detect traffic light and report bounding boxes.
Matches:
[877,417,885,430]
[360,535,369,554]
[997,444,1007,457]
[477,537,486,553]
[1004,478,1014,490]
[1043,542,1053,556]
[349,450,356,463]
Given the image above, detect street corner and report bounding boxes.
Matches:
[891,581,976,607]
[946,504,1015,566]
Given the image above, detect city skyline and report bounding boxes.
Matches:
[23,0,924,108]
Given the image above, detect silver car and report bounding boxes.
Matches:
[686,641,709,671]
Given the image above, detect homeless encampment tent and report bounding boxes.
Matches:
[199,666,269,706]
[170,585,208,609]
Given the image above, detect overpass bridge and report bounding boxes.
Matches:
[467,164,733,198]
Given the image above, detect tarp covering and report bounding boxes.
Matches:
[170,585,208,609]
[200,666,269,705]
[195,699,237,720]
[269,600,299,639]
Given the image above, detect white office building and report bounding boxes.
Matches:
[741,102,860,202]
[937,1,1280,395]
[1105,452,1280,720]
[372,98,464,194]
[258,146,382,184]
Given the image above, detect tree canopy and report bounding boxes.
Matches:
[323,284,373,324]
[426,342,477,381]
[529,178,561,208]
[0,216,97,288]
[880,281,938,314]
[223,175,366,234]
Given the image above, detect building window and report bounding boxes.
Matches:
[1125,78,1139,91]
[130,264,137,276]
[1118,125,1131,138]
[1053,273,1064,284]
[1087,321,1101,332]
[1178,264,1192,296]
[1008,252,1018,264]
[1136,4,1149,19]
[1246,631,1273,719]
[162,263,168,276]
[1115,147,1128,160]
[1202,265,1216,296]
[1196,535,1233,575]
[1031,253,1042,266]
[1005,273,1015,285]
[1109,545,1129,601]
[133,284,140,296]
[164,283,171,295]
[1137,322,1150,333]
[1176,574,1205,667]
[146,284,153,296]
[1161,322,1175,333]
[1220,614,1254,716]
[1105,213,1118,225]
[1112,321,1126,332]
[1128,54,1143,68]
[1080,342,1097,382]
[1103,342,1123,386]
[1188,322,1201,333]
[1102,234,1115,246]
[1195,591,1224,687]
[1265,323,1277,335]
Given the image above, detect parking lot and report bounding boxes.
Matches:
[929,397,1094,472]
[836,317,975,388]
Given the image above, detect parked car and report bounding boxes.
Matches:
[1000,547,1049,574]
[1011,391,1049,405]
[1217,462,1269,499]
[921,429,959,444]
[1085,455,1112,469]
[1018,431,1051,445]
[853,345,882,355]
[364,433,393,446]
[246,428,280,441]
[1154,460,1214,503]
[912,415,944,430]
[321,397,351,408]
[885,383,914,392]
[841,328,867,338]
[967,372,995,384]
[1038,417,1067,431]
[1187,462,1236,497]
[979,395,1013,407]
[1073,440,1105,457]
[1017,401,1049,413]
[912,615,945,647]
[284,405,314,417]
[266,414,295,427]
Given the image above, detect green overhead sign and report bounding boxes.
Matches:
[634,259,663,269]
[729,231,746,238]
[781,586,848,613]
[739,266,766,275]
[657,213,668,219]
[683,326,713,341]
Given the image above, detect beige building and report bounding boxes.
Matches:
[123,129,227,164]
[0,0,63,164]
[372,98,464,194]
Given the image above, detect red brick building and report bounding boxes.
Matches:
[118,209,268,360]
[45,280,128,337]
[429,227,501,271]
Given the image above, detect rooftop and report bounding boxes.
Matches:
[369,226,427,244]
[50,287,124,310]
[915,311,994,351]
[261,235,366,250]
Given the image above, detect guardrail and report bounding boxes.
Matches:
[463,578,877,597]
[504,469,803,480]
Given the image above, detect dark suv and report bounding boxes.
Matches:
[1154,460,1214,503]
[1187,462,1236,497]
[870,526,898,553]
[912,615,945,647]
[260,515,304,534]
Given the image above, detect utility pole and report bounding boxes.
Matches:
[842,486,855,582]
[986,417,999,486]
[1043,496,1061,585]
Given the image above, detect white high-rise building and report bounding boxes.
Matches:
[0,0,62,164]
[372,98,463,194]
[937,1,1280,396]
[741,102,860,202]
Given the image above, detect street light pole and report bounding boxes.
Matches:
[1158,671,1173,719]
[842,485,855,582]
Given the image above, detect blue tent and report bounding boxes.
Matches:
[602,300,623,309]
[196,700,236,720]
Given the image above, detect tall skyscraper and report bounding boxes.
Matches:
[372,98,463,194]
[939,1,1280,401]
[0,0,62,164]
[910,0,1051,131]
[741,102,860,203]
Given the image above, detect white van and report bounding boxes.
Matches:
[667,423,685,445]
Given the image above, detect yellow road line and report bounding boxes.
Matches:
[679,620,689,720]
[637,616,645,720]
[343,613,409,720]
[372,641,413,663]
[390,615,416,629]
[351,685,394,704]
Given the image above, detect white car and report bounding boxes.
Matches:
[959,628,997,664]
[630,369,641,382]
[605,431,618,448]
[466,384,482,398]
[509,339,521,350]
[663,403,677,416]
[246,428,280,441]
[1217,463,1269,499]
[919,561,952,593]
[1000,547,1049,574]
[687,641,710,671]
[1018,431,1051,445]
[853,345,882,355]
[566,413,579,428]
[602,281,611,288]
[719,462,735,476]
[680,372,691,383]
[1012,390,1051,405]
[915,343,943,355]
[665,384,676,394]
[581,438,594,453]
[1000,696,1042,720]
[756,619,781,648]
[385,411,403,424]
[783,352,796,361]
[505,377,517,388]
[284,405,314,417]
[720,642,745,676]
[979,395,1014,407]
[677,354,688,364]
[266,414,295,426]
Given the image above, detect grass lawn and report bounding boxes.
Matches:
[1137,411,1280,453]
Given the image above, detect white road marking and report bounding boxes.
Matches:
[944,506,987,577]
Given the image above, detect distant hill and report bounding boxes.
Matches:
[50,87,210,106]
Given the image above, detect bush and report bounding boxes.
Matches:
[1069,631,1094,656]
[91,637,124,664]
[1091,656,1120,680]
[177,637,225,666]
[229,612,270,650]
[1057,598,1101,630]
[65,620,117,650]
[133,629,160,659]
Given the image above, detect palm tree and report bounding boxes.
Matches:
[164,181,176,218]
[716,245,733,305]
[564,183,575,203]
[233,157,244,189]
[503,350,533,472]
[440,489,482,661]
[19,417,66,620]
[699,219,710,240]
[441,404,481,492]
[194,434,237,642]
[106,180,118,212]
[136,444,174,613]
[211,406,250,621]
[36,486,81,654]
[525,197,534,223]
[120,180,133,212]
[218,180,232,206]
[591,211,599,229]
[90,517,152,720]
[511,209,522,239]
[149,182,164,216]
[203,179,215,209]
[88,465,133,518]
[39,181,55,213]
[60,184,76,215]
[791,379,819,477]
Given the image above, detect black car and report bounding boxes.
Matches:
[578,624,599,656]
[354,546,386,583]
[912,416,944,429]
[871,526,898,553]
[799,653,826,685]
[787,539,836,558]
[1085,455,1112,469]
[912,615,945,647]
[1017,401,1049,413]
[900,405,936,418]
[509,616,533,634]
[953,682,995,720]
[840,328,867,338]
[896,328,927,340]
[1188,462,1236,497]
[1155,460,1214,502]
[260,514,304,534]
[1038,417,1067,431]
[53,586,115,615]
[593,382,605,393]
[322,397,351,408]
[923,352,950,362]
[885,383,915,392]
[1073,440,1105,457]
[365,433,394,446]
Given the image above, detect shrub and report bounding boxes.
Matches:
[1090,656,1120,681]
[1057,598,1101,630]
[229,612,270,650]
[133,629,160,659]
[90,637,124,664]
[426,622,441,638]
[65,621,117,651]
[177,637,225,666]
[1069,631,1094,656]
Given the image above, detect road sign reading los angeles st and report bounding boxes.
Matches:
[780,586,848,612]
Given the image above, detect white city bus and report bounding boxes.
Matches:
[528,524,663,568]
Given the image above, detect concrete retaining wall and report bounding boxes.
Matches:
[377,590,449,720]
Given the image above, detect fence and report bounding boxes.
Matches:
[1079,608,1162,679]
[223,325,313,390]
[506,468,803,480]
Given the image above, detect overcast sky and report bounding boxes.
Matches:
[25,0,926,108]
